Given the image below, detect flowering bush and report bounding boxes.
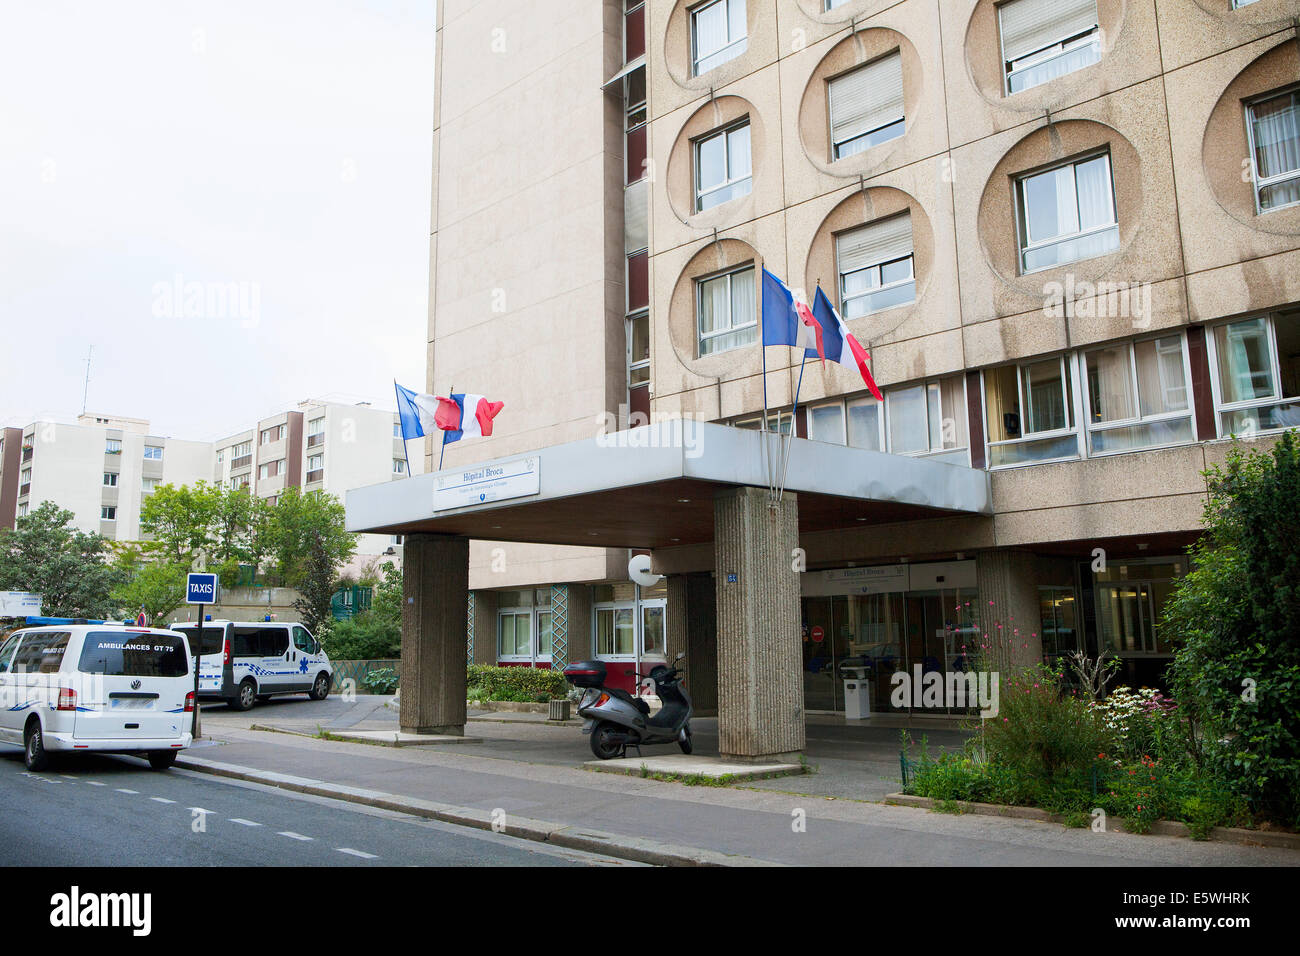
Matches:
[977,663,1107,781]
[1092,686,1179,763]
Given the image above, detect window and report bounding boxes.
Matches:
[1210,312,1300,436]
[105,439,122,455]
[808,403,846,445]
[392,421,401,438]
[697,264,757,356]
[847,396,884,451]
[1094,559,1186,657]
[78,631,188,677]
[14,632,70,674]
[1083,334,1194,454]
[258,459,283,479]
[101,506,116,521]
[143,445,163,460]
[1246,87,1300,213]
[886,376,968,462]
[217,451,224,463]
[596,607,636,657]
[1017,152,1118,273]
[0,633,21,673]
[999,0,1100,95]
[984,355,1080,467]
[1232,0,1260,7]
[826,0,852,8]
[734,415,792,434]
[695,120,751,211]
[103,472,118,487]
[142,476,160,492]
[1039,586,1080,662]
[628,310,650,386]
[308,454,323,471]
[17,503,27,518]
[625,65,648,184]
[259,425,285,445]
[499,610,533,659]
[828,51,905,160]
[837,212,916,318]
[537,611,555,659]
[293,626,317,654]
[691,0,746,76]
[393,458,407,475]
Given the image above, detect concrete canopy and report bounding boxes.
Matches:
[346,421,991,550]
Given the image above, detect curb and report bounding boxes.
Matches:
[884,793,1300,850]
[175,754,779,867]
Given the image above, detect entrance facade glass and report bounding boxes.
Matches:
[801,562,979,715]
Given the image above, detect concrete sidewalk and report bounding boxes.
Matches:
[182,716,1299,867]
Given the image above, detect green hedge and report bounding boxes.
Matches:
[467,664,568,703]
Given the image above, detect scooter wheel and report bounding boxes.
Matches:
[590,721,624,760]
[678,726,693,755]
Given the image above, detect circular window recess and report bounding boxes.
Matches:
[796,28,922,177]
[975,119,1142,291]
[794,0,898,25]
[664,0,762,93]
[667,238,767,378]
[803,185,933,341]
[1192,0,1296,26]
[963,0,1128,114]
[1201,38,1300,236]
[665,95,764,229]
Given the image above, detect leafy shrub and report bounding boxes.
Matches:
[325,613,400,661]
[466,664,568,703]
[1163,432,1300,825]
[979,663,1108,781]
[360,667,398,694]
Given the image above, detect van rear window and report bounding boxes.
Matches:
[77,632,190,678]
[172,626,225,657]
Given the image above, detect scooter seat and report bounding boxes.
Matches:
[608,688,651,716]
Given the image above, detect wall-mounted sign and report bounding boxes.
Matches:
[726,572,738,584]
[0,591,42,617]
[433,456,540,512]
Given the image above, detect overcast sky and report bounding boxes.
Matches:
[0,0,435,440]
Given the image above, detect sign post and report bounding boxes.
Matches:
[185,573,218,740]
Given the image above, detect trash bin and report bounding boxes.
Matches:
[843,678,872,720]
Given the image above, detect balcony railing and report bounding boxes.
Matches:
[307,433,324,448]
[19,483,30,497]
[306,469,324,484]
[231,455,253,470]
[21,447,33,462]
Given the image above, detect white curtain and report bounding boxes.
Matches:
[1075,154,1114,231]
[1253,92,1300,209]
[1087,346,1134,423]
[693,1,728,59]
[729,267,755,330]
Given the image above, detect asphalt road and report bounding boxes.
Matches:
[0,747,634,867]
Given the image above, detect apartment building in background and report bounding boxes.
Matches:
[0,414,212,541]
[1,400,423,570]
[415,0,1300,711]
[211,399,423,568]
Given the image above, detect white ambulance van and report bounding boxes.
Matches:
[0,624,194,771]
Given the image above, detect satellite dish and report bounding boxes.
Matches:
[628,553,662,588]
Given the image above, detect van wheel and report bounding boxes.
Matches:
[589,722,624,760]
[147,751,177,771]
[231,679,257,711]
[309,672,331,701]
[24,720,49,771]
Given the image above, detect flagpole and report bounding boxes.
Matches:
[780,350,809,493]
[760,333,774,498]
[395,380,414,479]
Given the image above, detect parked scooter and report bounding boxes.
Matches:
[563,654,693,760]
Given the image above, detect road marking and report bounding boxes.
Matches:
[278,831,313,841]
[229,818,262,827]
[115,788,139,794]
[150,797,176,804]
[188,807,215,815]
[86,781,105,786]
[335,848,378,859]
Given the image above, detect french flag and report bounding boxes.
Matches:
[761,268,824,361]
[395,383,504,445]
[812,286,883,402]
[433,393,505,445]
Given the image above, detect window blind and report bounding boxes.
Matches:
[998,0,1097,64]
[836,212,913,276]
[829,51,904,146]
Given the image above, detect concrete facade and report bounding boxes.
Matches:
[379,0,1300,741]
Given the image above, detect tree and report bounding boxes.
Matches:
[110,544,188,626]
[267,488,355,589]
[292,530,342,635]
[324,561,403,660]
[139,482,220,566]
[1163,431,1300,823]
[0,502,122,618]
